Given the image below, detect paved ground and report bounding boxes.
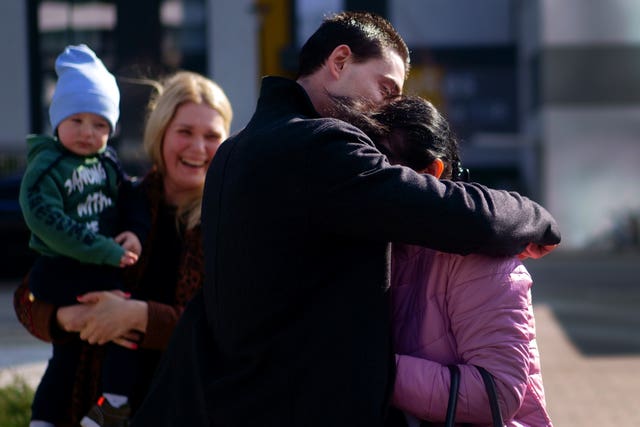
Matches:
[522,251,640,426]
[1,250,639,426]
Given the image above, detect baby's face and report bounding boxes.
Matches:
[57,113,110,156]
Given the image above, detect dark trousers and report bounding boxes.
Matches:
[32,339,141,422]
[101,343,141,396]
[29,255,123,306]
[31,340,81,422]
[29,256,140,421]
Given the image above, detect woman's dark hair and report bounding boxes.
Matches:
[328,95,467,181]
[297,11,410,79]
[374,96,463,179]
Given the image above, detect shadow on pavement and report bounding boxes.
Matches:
[524,250,640,356]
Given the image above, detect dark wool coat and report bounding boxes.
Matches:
[134,77,560,427]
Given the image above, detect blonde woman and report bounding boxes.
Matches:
[15,71,232,427]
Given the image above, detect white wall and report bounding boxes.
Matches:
[296,0,343,45]
[517,0,540,139]
[207,0,259,133]
[391,0,514,47]
[534,0,640,250]
[0,0,29,151]
[542,0,640,45]
[544,107,640,248]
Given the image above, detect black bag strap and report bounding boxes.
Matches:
[438,365,504,427]
[420,365,460,427]
[444,365,461,427]
[475,365,505,427]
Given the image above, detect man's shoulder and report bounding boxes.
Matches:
[281,115,371,146]
[239,111,369,146]
[307,117,376,153]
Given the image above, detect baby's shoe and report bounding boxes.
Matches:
[80,396,131,427]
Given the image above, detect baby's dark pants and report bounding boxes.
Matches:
[29,255,141,422]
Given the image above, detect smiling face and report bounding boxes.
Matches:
[57,113,110,156]
[161,101,228,205]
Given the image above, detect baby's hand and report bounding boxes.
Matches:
[115,231,142,256]
[120,250,139,268]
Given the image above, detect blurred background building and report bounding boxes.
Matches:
[1,0,639,278]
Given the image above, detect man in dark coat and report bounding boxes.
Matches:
[134,11,560,427]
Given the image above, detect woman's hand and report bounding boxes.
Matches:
[56,303,93,333]
[113,331,144,350]
[74,291,148,348]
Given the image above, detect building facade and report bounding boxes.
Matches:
[1,0,639,250]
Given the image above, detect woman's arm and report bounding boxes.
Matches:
[13,270,148,349]
[76,200,205,351]
[16,278,186,352]
[137,226,204,350]
[73,291,148,349]
[138,301,186,349]
[393,255,533,423]
[72,292,193,350]
[13,274,75,343]
[77,227,203,351]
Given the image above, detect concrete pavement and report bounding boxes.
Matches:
[523,251,640,426]
[0,280,49,389]
[533,305,640,426]
[1,251,639,426]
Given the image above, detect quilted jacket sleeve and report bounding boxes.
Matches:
[393,256,533,423]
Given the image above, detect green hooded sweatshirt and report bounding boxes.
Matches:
[19,134,125,267]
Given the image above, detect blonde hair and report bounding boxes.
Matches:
[143,71,233,230]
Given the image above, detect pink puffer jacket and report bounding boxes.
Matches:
[390,244,553,427]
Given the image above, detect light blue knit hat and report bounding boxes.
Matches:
[49,44,120,135]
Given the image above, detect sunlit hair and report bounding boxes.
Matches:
[143,71,233,230]
[328,95,465,180]
[297,11,410,79]
[373,96,460,179]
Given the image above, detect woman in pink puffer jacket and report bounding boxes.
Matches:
[342,95,553,426]
[390,246,552,426]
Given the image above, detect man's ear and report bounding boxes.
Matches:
[327,44,352,79]
[420,159,444,179]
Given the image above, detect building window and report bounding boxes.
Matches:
[31,0,207,171]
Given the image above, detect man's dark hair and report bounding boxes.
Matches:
[297,11,410,79]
